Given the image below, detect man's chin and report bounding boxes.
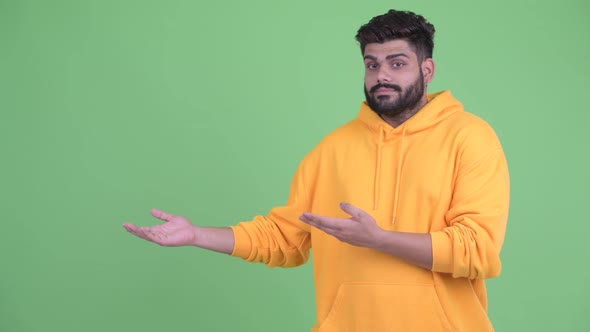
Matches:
[370,102,405,117]
[373,101,397,112]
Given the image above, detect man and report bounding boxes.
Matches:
[124,9,510,332]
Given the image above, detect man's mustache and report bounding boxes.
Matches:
[369,83,402,93]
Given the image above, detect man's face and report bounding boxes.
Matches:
[363,39,426,117]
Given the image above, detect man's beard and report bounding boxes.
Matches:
[364,71,425,118]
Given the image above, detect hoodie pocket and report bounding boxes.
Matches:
[317,283,453,332]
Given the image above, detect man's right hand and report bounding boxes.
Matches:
[123,209,198,247]
[123,209,235,254]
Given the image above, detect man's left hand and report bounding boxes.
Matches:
[299,202,384,248]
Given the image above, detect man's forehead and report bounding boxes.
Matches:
[364,40,416,59]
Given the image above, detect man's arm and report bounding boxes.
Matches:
[124,207,312,267]
[300,145,509,279]
[373,232,432,270]
[124,150,315,267]
[299,203,433,270]
[123,154,314,265]
[123,209,235,255]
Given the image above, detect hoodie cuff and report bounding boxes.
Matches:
[430,230,453,272]
[229,224,253,259]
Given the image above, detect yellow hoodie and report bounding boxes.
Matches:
[231,90,510,332]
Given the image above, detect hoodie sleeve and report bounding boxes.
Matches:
[229,155,313,268]
[430,128,510,279]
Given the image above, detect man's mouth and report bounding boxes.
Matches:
[374,88,398,95]
[370,84,402,94]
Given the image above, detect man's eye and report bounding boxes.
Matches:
[392,62,405,68]
[367,63,378,70]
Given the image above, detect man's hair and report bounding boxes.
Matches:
[355,10,436,61]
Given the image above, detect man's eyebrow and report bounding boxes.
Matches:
[386,53,409,60]
[363,53,410,61]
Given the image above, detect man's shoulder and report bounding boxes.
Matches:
[447,109,491,127]
[319,118,365,146]
[443,110,504,153]
[445,110,498,136]
[299,118,364,163]
[427,90,497,136]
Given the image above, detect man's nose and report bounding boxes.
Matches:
[377,66,391,83]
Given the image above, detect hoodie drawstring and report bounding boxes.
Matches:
[391,126,407,224]
[373,129,384,210]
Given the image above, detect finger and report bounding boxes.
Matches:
[124,223,158,243]
[299,214,330,232]
[136,226,164,243]
[123,222,151,237]
[299,214,318,227]
[300,215,349,244]
[339,202,370,221]
[151,209,174,222]
[124,223,149,239]
[299,213,342,230]
[122,222,137,232]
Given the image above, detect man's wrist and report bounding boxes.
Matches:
[371,228,393,251]
[191,225,203,247]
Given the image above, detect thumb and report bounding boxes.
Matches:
[339,202,371,221]
[150,209,175,222]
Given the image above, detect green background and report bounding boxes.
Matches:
[1,0,589,331]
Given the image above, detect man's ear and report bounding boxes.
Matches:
[422,58,435,85]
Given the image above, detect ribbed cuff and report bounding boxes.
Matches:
[229,224,253,259]
[430,230,453,273]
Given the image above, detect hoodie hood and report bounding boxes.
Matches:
[357,90,463,222]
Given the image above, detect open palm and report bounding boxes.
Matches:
[123,209,197,246]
